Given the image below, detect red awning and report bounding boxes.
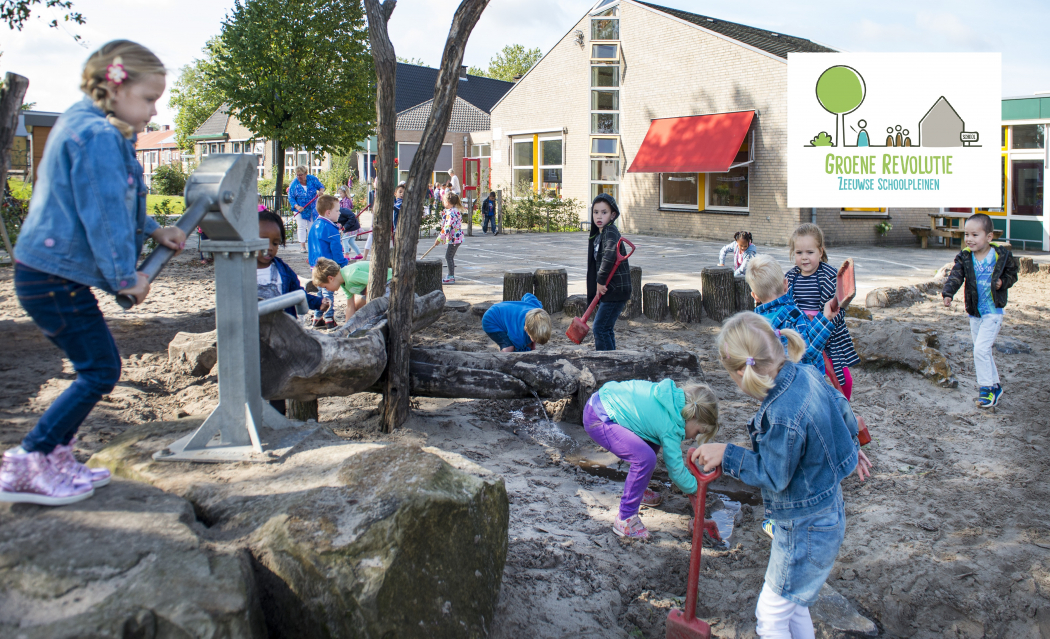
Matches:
[627,110,754,173]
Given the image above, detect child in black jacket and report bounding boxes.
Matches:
[586,194,631,351]
[942,214,1018,408]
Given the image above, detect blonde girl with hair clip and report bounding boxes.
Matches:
[583,378,719,540]
[691,312,872,638]
[1,41,186,506]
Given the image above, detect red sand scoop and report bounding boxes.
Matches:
[566,237,635,344]
[666,453,722,639]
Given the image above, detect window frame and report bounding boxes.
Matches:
[590,42,620,64]
[705,166,751,212]
[538,135,564,198]
[511,137,536,197]
[590,15,619,40]
[590,136,620,156]
[659,173,701,210]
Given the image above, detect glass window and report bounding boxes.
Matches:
[661,173,699,209]
[591,183,618,201]
[591,43,618,60]
[591,113,619,135]
[1011,160,1043,216]
[233,142,240,153]
[708,167,749,210]
[591,66,619,88]
[513,140,534,166]
[1001,126,1007,149]
[591,159,619,181]
[513,169,534,195]
[591,90,619,111]
[541,139,562,166]
[434,171,450,186]
[218,143,225,153]
[1011,124,1044,149]
[591,18,619,40]
[209,143,217,154]
[470,144,491,157]
[591,137,619,155]
[593,4,617,16]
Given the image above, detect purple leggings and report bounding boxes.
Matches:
[583,393,661,520]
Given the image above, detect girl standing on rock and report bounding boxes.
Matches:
[0,41,186,505]
[586,194,631,351]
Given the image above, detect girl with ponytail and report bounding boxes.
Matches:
[2,41,185,506]
[691,311,872,637]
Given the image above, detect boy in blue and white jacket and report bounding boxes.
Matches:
[308,195,348,329]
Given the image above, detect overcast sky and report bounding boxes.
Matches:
[3,0,1047,124]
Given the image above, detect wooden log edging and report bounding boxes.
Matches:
[534,268,568,314]
[563,294,588,318]
[642,283,668,321]
[415,259,444,297]
[503,269,534,301]
[669,289,702,323]
[619,266,643,319]
[734,275,755,313]
[701,266,735,323]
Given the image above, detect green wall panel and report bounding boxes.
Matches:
[1009,218,1044,241]
[1003,99,1041,121]
[992,218,1006,232]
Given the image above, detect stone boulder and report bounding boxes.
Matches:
[89,420,510,639]
[865,266,950,309]
[850,319,957,387]
[169,330,217,376]
[0,478,264,639]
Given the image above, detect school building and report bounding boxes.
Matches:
[485,0,1043,250]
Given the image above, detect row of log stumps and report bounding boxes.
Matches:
[416,259,444,297]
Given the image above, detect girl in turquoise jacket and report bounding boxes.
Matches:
[584,378,719,539]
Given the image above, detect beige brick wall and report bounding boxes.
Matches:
[813,207,937,247]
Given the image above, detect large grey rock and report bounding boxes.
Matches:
[850,320,957,387]
[812,583,878,637]
[89,420,510,639]
[168,329,217,376]
[0,479,264,639]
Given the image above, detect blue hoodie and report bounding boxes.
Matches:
[307,216,347,268]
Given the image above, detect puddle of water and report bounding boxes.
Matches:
[709,492,742,546]
[508,405,577,449]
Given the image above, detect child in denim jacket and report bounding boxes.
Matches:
[1,41,186,506]
[692,312,872,637]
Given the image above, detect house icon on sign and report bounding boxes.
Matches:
[919,97,965,148]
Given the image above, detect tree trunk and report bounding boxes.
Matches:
[0,73,29,261]
[642,283,668,321]
[735,275,755,312]
[274,139,285,209]
[563,294,588,318]
[701,266,735,323]
[379,347,704,400]
[533,268,567,314]
[366,0,491,432]
[503,269,534,301]
[669,289,702,323]
[286,399,318,422]
[619,265,642,319]
[415,259,444,296]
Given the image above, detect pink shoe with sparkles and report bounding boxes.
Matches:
[0,449,94,506]
[49,438,111,487]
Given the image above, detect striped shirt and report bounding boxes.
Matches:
[786,262,859,384]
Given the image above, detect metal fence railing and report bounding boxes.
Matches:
[259,194,290,213]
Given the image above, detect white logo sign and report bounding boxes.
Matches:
[787,53,1001,208]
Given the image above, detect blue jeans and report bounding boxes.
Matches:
[315,288,335,319]
[486,330,513,350]
[764,487,845,606]
[341,233,361,256]
[592,299,626,351]
[15,264,121,455]
[483,215,496,234]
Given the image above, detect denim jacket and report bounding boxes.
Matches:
[15,98,159,294]
[721,361,859,520]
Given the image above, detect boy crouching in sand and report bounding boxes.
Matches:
[312,257,390,322]
[480,292,552,352]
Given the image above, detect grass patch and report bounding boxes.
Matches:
[147,195,185,216]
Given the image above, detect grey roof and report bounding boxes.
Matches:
[192,104,230,138]
[394,62,514,114]
[22,110,61,127]
[639,2,835,59]
[396,97,490,132]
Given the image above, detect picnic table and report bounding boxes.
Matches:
[909,211,1004,249]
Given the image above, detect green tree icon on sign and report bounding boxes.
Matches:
[816,66,865,147]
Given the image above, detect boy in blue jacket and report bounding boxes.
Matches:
[308,195,348,329]
[480,293,552,352]
[481,191,497,235]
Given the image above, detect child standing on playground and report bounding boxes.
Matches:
[481,191,497,235]
[942,213,1017,408]
[718,230,757,276]
[585,379,719,539]
[586,194,631,351]
[307,195,347,329]
[1,41,186,505]
[429,191,463,284]
[481,293,552,352]
[691,312,871,637]
[785,223,859,399]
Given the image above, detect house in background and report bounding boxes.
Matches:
[135,126,184,188]
[10,110,61,185]
[487,0,940,247]
[190,105,283,180]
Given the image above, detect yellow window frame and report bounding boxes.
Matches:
[842,208,887,212]
[977,153,1007,216]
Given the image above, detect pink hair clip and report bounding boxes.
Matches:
[745,357,756,366]
[106,56,127,85]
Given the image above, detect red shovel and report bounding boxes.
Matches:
[566,237,635,344]
[667,453,721,639]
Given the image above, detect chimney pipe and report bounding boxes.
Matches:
[459,65,467,80]
[512,74,523,82]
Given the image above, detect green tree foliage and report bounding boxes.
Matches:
[150,163,188,196]
[1,0,84,38]
[19,101,35,111]
[468,44,541,81]
[168,38,226,151]
[209,0,375,198]
[396,56,428,67]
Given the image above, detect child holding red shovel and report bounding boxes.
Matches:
[585,194,631,350]
[691,312,871,638]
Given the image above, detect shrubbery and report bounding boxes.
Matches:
[151,164,188,196]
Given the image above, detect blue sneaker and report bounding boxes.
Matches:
[991,384,1004,406]
[975,386,996,409]
[761,519,775,539]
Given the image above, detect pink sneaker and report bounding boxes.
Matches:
[641,488,662,508]
[49,439,111,488]
[613,514,650,539]
[351,255,364,260]
[0,449,94,506]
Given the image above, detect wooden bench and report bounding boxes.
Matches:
[910,226,1003,249]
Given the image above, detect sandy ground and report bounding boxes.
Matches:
[1,244,1050,639]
